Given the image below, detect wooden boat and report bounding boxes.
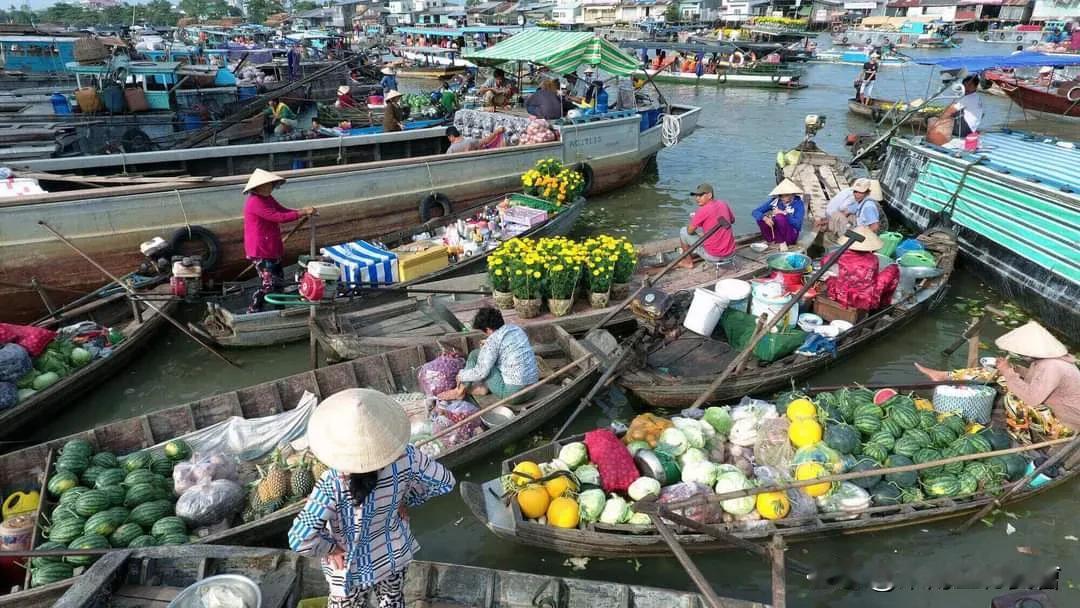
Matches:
[619,228,958,408]
[193,193,585,348]
[634,67,805,89]
[18,545,757,608]
[461,383,1078,558]
[3,104,702,323]
[995,78,1080,119]
[846,96,945,130]
[1,324,605,603]
[0,285,174,441]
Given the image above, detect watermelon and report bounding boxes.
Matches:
[103,506,130,525]
[964,461,994,483]
[854,403,883,420]
[74,489,110,517]
[861,442,889,464]
[124,469,157,488]
[904,429,933,447]
[923,474,960,497]
[991,454,1029,482]
[149,454,174,477]
[848,387,875,404]
[58,486,89,506]
[868,430,896,451]
[60,439,94,461]
[45,518,85,544]
[824,423,861,455]
[819,402,845,425]
[109,522,144,548]
[884,454,917,487]
[848,458,882,489]
[888,404,920,430]
[101,485,126,508]
[124,483,161,508]
[957,471,978,496]
[158,532,189,546]
[929,425,958,449]
[913,448,945,478]
[967,433,993,454]
[130,500,173,528]
[880,417,903,438]
[150,516,187,538]
[122,451,151,472]
[900,486,925,504]
[29,541,67,569]
[47,471,79,498]
[55,453,90,476]
[50,504,81,524]
[873,388,898,405]
[893,435,924,458]
[853,413,882,436]
[870,481,903,506]
[917,410,938,431]
[941,445,966,475]
[65,533,110,566]
[80,465,105,487]
[128,534,158,548]
[94,468,125,489]
[83,511,120,537]
[978,428,1012,451]
[30,562,75,587]
[91,452,119,469]
[940,414,965,436]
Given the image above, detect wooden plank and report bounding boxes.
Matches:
[53,550,131,608]
[236,381,284,417]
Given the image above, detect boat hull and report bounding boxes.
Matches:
[846,97,939,129]
[999,81,1080,118]
[879,133,1080,337]
[1,106,699,322]
[635,69,805,89]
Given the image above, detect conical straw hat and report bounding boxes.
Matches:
[769,179,802,197]
[243,169,286,193]
[307,388,410,474]
[995,321,1067,359]
[837,226,883,252]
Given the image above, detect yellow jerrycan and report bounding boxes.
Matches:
[2,490,40,520]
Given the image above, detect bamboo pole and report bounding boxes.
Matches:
[552,327,645,442]
[770,536,786,608]
[414,353,594,448]
[37,221,240,369]
[309,217,319,371]
[646,513,728,608]
[688,228,866,410]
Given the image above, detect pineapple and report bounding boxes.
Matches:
[289,455,316,500]
[311,458,329,481]
[257,454,289,505]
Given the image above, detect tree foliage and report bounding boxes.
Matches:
[4,1,182,28]
[245,0,283,25]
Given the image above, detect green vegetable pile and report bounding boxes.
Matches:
[15,337,107,403]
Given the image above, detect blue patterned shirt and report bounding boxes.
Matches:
[287,445,455,594]
[456,324,539,387]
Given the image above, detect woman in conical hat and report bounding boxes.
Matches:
[289,388,455,608]
[242,169,315,313]
[750,178,805,251]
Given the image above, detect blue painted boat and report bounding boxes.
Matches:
[880,130,1079,336]
[0,35,76,74]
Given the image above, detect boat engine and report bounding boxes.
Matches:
[628,287,681,338]
[170,256,203,299]
[299,260,342,303]
[138,237,172,275]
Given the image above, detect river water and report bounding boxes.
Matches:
[41,36,1079,607]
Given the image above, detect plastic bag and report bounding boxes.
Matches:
[623,413,673,448]
[755,465,816,519]
[175,479,245,527]
[657,482,723,524]
[430,402,481,448]
[720,309,756,350]
[195,452,239,482]
[173,462,199,496]
[417,352,465,396]
[584,428,639,494]
[754,328,808,363]
[754,417,794,470]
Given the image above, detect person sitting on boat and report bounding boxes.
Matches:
[445,125,505,154]
[382,90,408,133]
[821,178,881,244]
[440,307,540,403]
[751,179,806,251]
[914,321,1080,442]
[335,85,357,109]
[289,388,455,608]
[677,183,736,269]
[823,227,900,311]
[525,78,563,120]
[479,68,513,109]
[938,74,983,137]
[242,169,315,313]
[858,54,880,103]
[379,67,398,94]
[563,72,588,105]
[308,119,339,139]
[264,99,298,135]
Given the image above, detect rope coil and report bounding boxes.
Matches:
[661,114,681,147]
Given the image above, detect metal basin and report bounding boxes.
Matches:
[167,574,262,608]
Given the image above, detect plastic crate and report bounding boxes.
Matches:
[503,206,548,228]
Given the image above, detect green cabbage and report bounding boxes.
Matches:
[69,347,92,368]
[599,494,630,524]
[715,471,755,515]
[671,417,705,449]
[574,464,601,487]
[658,427,688,456]
[703,406,734,436]
[15,370,39,390]
[678,447,708,468]
[627,477,661,501]
[578,488,606,523]
[31,372,60,391]
[626,511,652,525]
[558,442,588,469]
[16,388,36,402]
[681,461,719,486]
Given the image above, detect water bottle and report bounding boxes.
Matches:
[964,131,979,152]
[596,86,609,114]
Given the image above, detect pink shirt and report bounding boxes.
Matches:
[1001,356,1080,430]
[690,199,736,258]
[243,193,301,260]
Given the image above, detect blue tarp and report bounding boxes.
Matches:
[916,52,1080,71]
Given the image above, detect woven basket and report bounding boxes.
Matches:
[74,38,109,64]
[932,384,995,424]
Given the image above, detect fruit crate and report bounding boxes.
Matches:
[813,295,867,324]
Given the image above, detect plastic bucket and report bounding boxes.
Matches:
[238,85,257,100]
[0,514,34,551]
[181,112,204,131]
[683,287,729,336]
[751,284,798,329]
[715,278,751,312]
[878,231,903,257]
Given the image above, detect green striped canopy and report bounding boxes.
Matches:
[464,30,639,76]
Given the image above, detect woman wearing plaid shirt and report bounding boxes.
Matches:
[289,389,455,608]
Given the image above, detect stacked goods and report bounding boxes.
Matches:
[515,387,1026,531]
[240,449,325,523]
[31,438,192,587]
[8,324,125,405]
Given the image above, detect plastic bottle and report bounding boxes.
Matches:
[964,131,979,152]
[596,86,609,114]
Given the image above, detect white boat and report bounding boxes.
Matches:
[811,47,910,67]
[636,67,805,89]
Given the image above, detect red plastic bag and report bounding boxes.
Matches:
[417,351,465,396]
[584,428,638,494]
[0,324,56,357]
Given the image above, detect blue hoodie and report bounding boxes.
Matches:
[751,195,806,232]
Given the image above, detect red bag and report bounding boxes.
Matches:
[583,428,639,494]
[0,324,56,357]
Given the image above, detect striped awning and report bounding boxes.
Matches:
[464,30,640,76]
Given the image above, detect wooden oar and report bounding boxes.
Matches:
[644,512,729,608]
[233,215,310,281]
[954,434,1080,533]
[413,353,594,449]
[38,221,241,369]
[688,228,866,410]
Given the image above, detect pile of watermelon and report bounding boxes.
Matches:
[805,387,1027,507]
[30,437,193,588]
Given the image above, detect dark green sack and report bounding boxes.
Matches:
[754,328,808,363]
[720,309,756,349]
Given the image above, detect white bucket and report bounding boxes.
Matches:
[751,288,798,330]
[683,288,730,336]
[715,279,751,313]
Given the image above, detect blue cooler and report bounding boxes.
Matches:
[50,93,72,115]
[322,241,399,286]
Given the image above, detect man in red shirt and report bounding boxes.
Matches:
[678,183,736,268]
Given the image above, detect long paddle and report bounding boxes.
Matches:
[38,221,241,369]
[413,353,594,449]
[643,510,729,608]
[688,228,866,410]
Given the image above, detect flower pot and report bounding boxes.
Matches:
[514,297,542,319]
[611,282,631,301]
[588,290,610,309]
[492,290,514,310]
[548,297,574,317]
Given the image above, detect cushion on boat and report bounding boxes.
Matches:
[321,241,399,286]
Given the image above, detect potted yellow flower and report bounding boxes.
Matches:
[540,238,581,317]
[509,247,545,318]
[611,237,637,300]
[486,253,513,309]
[585,244,614,309]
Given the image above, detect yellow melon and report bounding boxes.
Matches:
[546,496,580,529]
[516,486,551,519]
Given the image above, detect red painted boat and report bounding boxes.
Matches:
[990,72,1080,118]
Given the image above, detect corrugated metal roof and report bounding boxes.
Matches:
[968,131,1080,193]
